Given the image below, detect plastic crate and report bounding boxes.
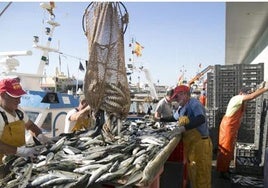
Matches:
[236,148,258,158]
[235,143,261,166]
[235,165,263,176]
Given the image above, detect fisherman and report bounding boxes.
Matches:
[199,88,207,106]
[0,78,51,177]
[154,87,174,119]
[147,104,153,115]
[217,81,268,179]
[64,94,92,133]
[155,85,212,188]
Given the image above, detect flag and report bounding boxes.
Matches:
[133,41,144,57]
[199,63,202,68]
[79,61,85,72]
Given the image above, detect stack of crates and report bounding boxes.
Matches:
[234,87,267,176]
[206,63,265,161]
[254,92,268,166]
[234,143,263,175]
[207,63,264,142]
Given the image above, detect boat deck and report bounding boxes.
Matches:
[160,160,264,188]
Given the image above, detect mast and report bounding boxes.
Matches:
[33,2,60,76]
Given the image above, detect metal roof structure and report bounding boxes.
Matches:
[225,2,268,65]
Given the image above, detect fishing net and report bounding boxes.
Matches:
[83,2,130,119]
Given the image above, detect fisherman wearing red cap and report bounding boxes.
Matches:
[155,84,212,188]
[0,78,51,177]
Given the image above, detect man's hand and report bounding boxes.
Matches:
[16,146,39,158]
[37,134,53,144]
[85,105,91,111]
[258,81,266,89]
[178,116,190,126]
[265,81,268,90]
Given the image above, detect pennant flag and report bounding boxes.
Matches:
[133,41,144,57]
[79,61,85,72]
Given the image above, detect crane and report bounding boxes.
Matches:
[188,65,213,86]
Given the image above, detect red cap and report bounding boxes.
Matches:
[171,85,190,99]
[0,78,26,98]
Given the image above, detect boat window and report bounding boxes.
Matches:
[41,92,59,103]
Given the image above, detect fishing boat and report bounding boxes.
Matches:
[0,2,81,140]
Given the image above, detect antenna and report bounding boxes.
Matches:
[0,50,32,73]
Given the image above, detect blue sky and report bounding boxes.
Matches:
[0,2,225,87]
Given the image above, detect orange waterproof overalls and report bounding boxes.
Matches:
[217,104,245,172]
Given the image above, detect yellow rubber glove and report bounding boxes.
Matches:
[178,116,190,126]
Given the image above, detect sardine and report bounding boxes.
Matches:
[86,163,113,186]
[120,170,143,188]
[49,137,66,152]
[73,163,103,174]
[30,174,59,187]
[39,177,76,187]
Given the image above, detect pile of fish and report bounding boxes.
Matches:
[231,175,264,187]
[0,120,181,188]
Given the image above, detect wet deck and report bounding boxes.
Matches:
[160,161,264,188]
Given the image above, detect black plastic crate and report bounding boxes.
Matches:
[236,148,258,158]
[235,165,263,176]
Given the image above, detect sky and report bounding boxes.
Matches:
[0,2,225,87]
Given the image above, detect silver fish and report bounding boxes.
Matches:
[30,174,59,187]
[49,137,66,152]
[73,163,103,174]
[97,153,124,164]
[39,177,76,187]
[120,169,143,188]
[95,166,128,183]
[87,163,113,186]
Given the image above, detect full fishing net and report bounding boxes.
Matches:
[82,2,130,137]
